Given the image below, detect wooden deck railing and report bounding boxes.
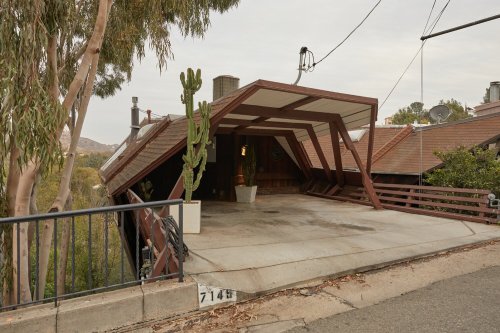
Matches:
[309,183,499,224]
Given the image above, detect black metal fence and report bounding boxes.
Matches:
[0,199,184,311]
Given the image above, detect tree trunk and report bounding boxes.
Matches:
[36,0,111,299]
[56,194,73,296]
[26,172,41,293]
[13,162,38,304]
[2,147,20,305]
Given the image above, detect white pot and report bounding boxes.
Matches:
[169,201,201,234]
[235,185,258,203]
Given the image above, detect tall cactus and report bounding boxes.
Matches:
[180,68,211,203]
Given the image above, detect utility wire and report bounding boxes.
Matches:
[312,0,382,68]
[379,0,451,111]
[422,0,437,35]
[139,108,162,118]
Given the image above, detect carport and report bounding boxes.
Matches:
[100,79,387,279]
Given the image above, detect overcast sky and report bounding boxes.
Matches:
[85,0,500,144]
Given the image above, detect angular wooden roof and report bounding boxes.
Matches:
[303,113,500,175]
[100,79,378,195]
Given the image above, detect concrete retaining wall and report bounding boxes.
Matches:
[0,278,198,333]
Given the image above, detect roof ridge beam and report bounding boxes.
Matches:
[219,118,310,129]
[233,105,336,122]
[280,96,320,111]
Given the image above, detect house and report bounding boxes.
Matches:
[474,81,500,117]
[99,76,499,278]
[302,113,500,185]
[100,76,383,208]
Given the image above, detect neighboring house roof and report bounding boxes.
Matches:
[100,79,378,195]
[303,113,500,175]
[303,125,409,171]
[474,100,500,117]
[374,113,500,174]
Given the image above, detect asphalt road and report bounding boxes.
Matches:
[288,265,500,333]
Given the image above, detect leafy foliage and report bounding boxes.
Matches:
[391,102,430,125]
[35,154,131,296]
[425,146,500,197]
[0,0,240,210]
[483,87,490,104]
[391,100,471,125]
[438,99,472,123]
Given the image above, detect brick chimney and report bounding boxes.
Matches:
[213,75,239,101]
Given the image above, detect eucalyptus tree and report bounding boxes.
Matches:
[0,0,239,306]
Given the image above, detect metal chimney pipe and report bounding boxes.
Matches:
[489,81,500,102]
[130,96,140,141]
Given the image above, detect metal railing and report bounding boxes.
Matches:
[0,199,184,311]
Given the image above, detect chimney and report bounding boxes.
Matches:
[213,75,239,101]
[490,81,500,102]
[130,96,140,141]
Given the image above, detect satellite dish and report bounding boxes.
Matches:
[429,104,451,124]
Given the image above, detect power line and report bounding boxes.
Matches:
[138,108,162,118]
[422,0,437,35]
[379,0,451,111]
[312,0,382,68]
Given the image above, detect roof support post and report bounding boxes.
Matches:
[366,104,377,175]
[286,134,313,180]
[328,121,344,187]
[334,116,382,210]
[306,126,333,182]
[158,175,184,217]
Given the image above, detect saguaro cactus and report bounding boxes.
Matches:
[180,68,211,203]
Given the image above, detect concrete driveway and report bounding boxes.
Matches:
[184,194,500,295]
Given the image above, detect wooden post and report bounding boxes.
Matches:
[329,121,344,187]
[334,117,382,210]
[286,134,312,180]
[366,104,377,175]
[306,126,333,182]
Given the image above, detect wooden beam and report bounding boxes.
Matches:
[168,175,184,199]
[219,118,310,129]
[233,104,336,122]
[217,127,295,137]
[366,105,377,175]
[280,96,320,110]
[329,121,344,187]
[232,116,270,131]
[254,80,378,106]
[334,116,382,209]
[326,184,341,196]
[306,126,332,182]
[286,134,312,179]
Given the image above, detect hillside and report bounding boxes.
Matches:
[60,131,119,154]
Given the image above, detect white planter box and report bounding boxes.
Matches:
[235,185,258,203]
[169,201,201,234]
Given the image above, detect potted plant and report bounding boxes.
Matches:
[235,144,258,203]
[171,68,210,233]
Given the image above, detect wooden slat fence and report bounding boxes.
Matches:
[309,183,499,224]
